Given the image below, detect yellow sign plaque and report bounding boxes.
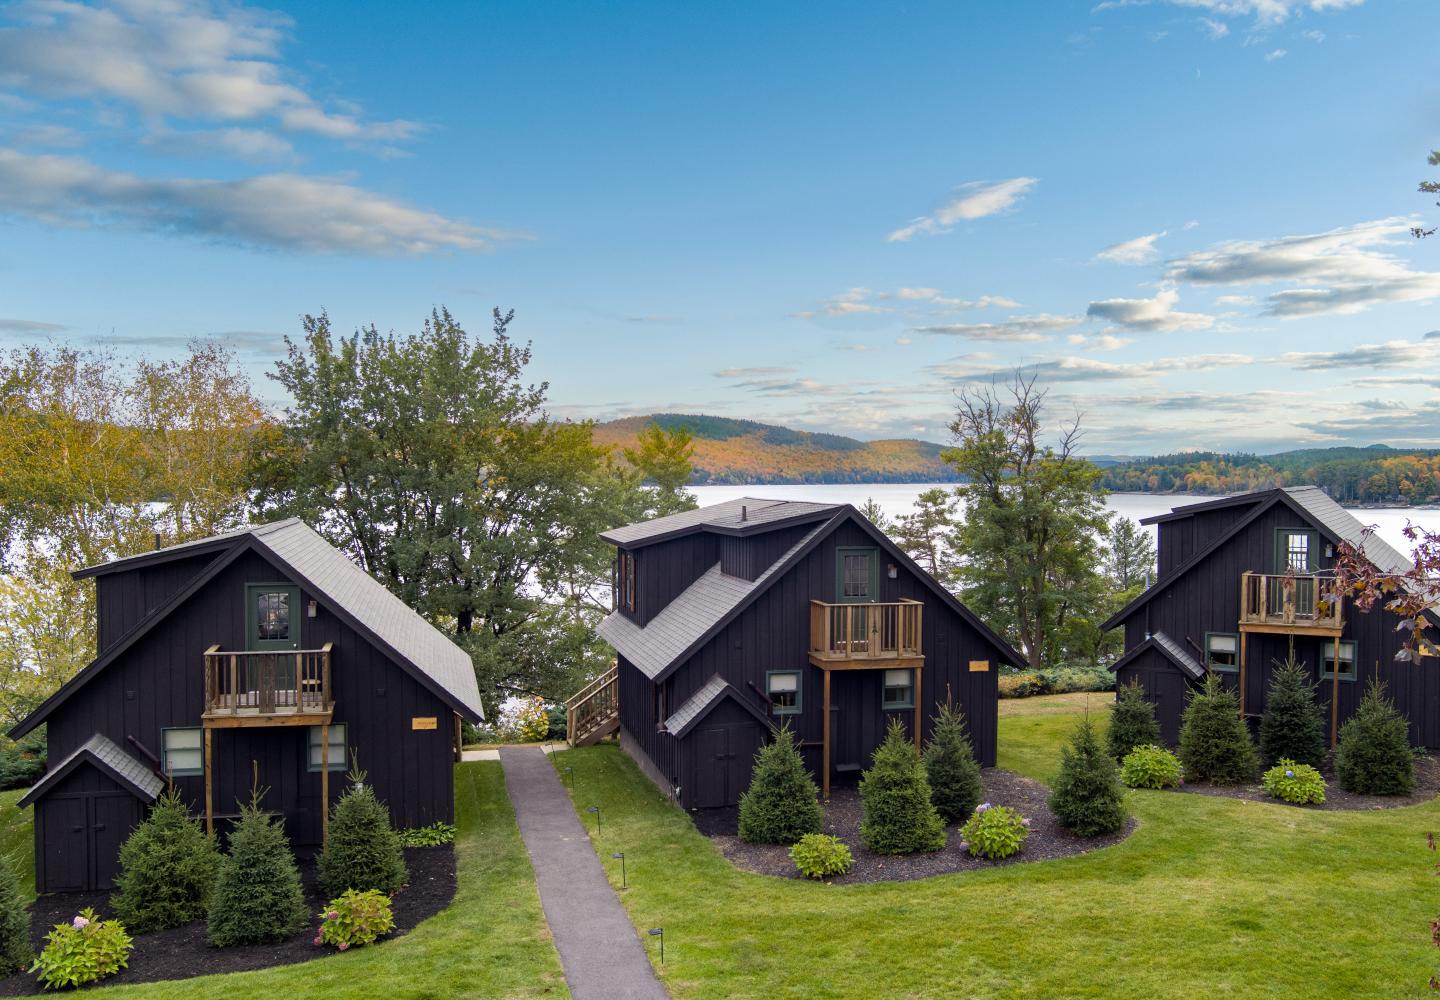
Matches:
[412,716,438,730]
[968,660,991,673]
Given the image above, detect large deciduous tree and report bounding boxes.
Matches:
[255,308,692,705]
[943,373,1110,670]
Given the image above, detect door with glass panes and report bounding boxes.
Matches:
[245,583,301,705]
[835,547,879,651]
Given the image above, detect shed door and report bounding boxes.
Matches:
[691,722,763,809]
[40,796,88,893]
[89,794,137,890]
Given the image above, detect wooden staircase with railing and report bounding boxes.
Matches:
[566,666,619,747]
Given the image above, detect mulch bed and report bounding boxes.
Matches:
[0,845,456,995]
[693,768,1135,884]
[1174,752,1440,810]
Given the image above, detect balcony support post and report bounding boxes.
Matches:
[822,667,831,801]
[913,666,922,753]
[1238,631,1247,717]
[204,726,213,835]
[320,722,330,847]
[1330,636,1341,748]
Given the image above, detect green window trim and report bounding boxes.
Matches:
[765,670,802,714]
[881,668,915,710]
[1274,528,1320,574]
[161,727,204,777]
[1205,632,1240,674]
[245,583,302,651]
[307,723,347,772]
[1320,640,1358,681]
[835,547,879,603]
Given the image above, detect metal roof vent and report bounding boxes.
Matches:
[740,505,747,522]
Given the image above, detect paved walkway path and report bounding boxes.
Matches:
[500,745,669,1000]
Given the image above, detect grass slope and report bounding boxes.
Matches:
[0,790,33,904]
[84,762,566,999]
[553,697,1437,999]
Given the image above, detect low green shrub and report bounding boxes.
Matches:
[788,834,853,879]
[1120,744,1184,789]
[998,668,1114,699]
[957,803,1030,859]
[30,909,132,990]
[546,705,567,742]
[397,822,456,847]
[0,730,46,792]
[318,765,407,897]
[1261,759,1327,804]
[1336,679,1415,795]
[1107,680,1161,760]
[461,720,496,745]
[314,889,395,951]
[0,854,30,974]
[112,787,221,933]
[923,704,983,824]
[1179,674,1259,785]
[1048,717,1128,837]
[859,720,946,855]
[738,725,824,845]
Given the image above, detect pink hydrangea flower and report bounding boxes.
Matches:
[313,936,323,946]
[1021,817,1032,828]
[958,840,970,852]
[327,910,339,921]
[337,941,349,951]
[71,915,89,930]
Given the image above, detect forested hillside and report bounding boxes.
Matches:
[1099,445,1440,503]
[592,414,962,484]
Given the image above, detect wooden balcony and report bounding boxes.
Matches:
[202,643,334,728]
[808,600,923,668]
[1239,573,1344,635]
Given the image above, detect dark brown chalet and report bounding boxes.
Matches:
[571,498,1024,809]
[13,519,484,894]
[1103,486,1440,747]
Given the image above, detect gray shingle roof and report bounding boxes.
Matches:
[19,734,163,808]
[1152,631,1206,681]
[597,521,830,679]
[601,497,839,547]
[1281,486,1413,576]
[663,674,771,737]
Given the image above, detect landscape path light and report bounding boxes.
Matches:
[612,851,627,888]
[587,804,601,835]
[648,927,664,963]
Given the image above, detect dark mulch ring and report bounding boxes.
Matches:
[1174,751,1440,810]
[693,768,1136,884]
[0,845,456,996]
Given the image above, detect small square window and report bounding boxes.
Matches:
[308,724,347,772]
[162,728,203,777]
[1206,633,1239,673]
[1321,640,1357,682]
[882,668,914,709]
[766,671,801,714]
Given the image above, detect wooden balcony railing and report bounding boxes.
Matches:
[203,643,333,725]
[809,600,923,664]
[1240,573,1344,631]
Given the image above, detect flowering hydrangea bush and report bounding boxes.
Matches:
[497,695,551,743]
[789,833,853,879]
[957,803,1030,860]
[1120,744,1184,790]
[315,889,395,951]
[1261,759,1327,804]
[30,908,132,989]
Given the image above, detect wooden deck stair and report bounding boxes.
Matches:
[565,667,619,747]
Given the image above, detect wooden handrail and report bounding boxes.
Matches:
[566,667,619,747]
[203,645,333,717]
[809,600,924,661]
[1239,572,1344,629]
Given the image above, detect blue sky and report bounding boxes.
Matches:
[1,0,1438,455]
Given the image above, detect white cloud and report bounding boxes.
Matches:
[715,366,798,378]
[1111,1,1363,28]
[928,352,1252,383]
[0,148,513,255]
[914,313,1083,342]
[1301,28,1325,41]
[1277,338,1440,371]
[1095,231,1167,265]
[1199,17,1231,38]
[886,177,1037,242]
[0,318,64,333]
[0,0,418,143]
[1086,287,1216,332]
[9,123,85,148]
[1264,48,1288,60]
[1165,217,1440,317]
[1214,294,1255,306]
[142,127,295,162]
[1069,333,1133,351]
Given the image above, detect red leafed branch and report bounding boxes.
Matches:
[1332,521,1440,662]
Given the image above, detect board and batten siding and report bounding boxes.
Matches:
[95,551,217,654]
[50,547,458,847]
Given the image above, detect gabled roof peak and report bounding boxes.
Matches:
[600,497,842,547]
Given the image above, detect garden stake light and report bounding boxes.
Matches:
[587,805,601,835]
[648,927,664,963]
[563,766,574,794]
[612,851,627,888]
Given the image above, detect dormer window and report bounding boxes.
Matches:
[1276,529,1319,573]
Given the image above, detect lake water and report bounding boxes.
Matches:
[690,484,1434,555]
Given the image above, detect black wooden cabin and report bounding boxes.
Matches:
[581,497,1024,809]
[13,519,484,894]
[1103,486,1440,747]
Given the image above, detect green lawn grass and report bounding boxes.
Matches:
[75,762,568,999]
[553,696,1440,999]
[0,789,34,904]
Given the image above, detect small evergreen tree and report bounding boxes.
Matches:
[1107,679,1161,760]
[1336,679,1415,795]
[112,786,220,933]
[859,720,946,855]
[1048,716,1128,837]
[0,853,31,974]
[737,725,824,845]
[207,777,309,947]
[318,759,407,897]
[1258,656,1326,767]
[1178,674,1259,785]
[923,703,984,824]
